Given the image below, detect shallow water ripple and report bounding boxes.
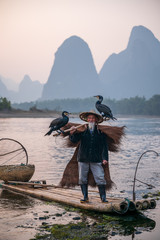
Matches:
[0,117,160,240]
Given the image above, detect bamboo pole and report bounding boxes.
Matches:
[64,123,87,133]
[6,180,59,188]
[46,188,126,202]
[52,123,87,136]
[149,199,156,209]
[134,201,143,210]
[134,199,150,210]
[135,199,157,209]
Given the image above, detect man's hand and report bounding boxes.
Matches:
[70,126,77,135]
[102,160,108,165]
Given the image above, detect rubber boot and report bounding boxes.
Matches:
[98,185,108,203]
[80,184,89,203]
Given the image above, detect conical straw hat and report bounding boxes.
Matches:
[79,110,103,123]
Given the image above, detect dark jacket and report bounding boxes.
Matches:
[69,126,108,163]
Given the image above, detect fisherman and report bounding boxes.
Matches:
[69,110,108,203]
[59,110,125,204]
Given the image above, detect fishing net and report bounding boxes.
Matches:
[0,138,28,166]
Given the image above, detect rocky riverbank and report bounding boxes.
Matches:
[31,202,159,240]
[0,109,78,118]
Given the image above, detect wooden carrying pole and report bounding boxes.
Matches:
[64,124,87,133]
[53,123,87,136]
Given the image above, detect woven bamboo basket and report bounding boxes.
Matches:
[0,164,35,182]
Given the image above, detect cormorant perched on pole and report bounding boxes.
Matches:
[44,111,70,136]
[94,95,117,121]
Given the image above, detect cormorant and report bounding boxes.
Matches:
[44,111,70,136]
[94,95,117,121]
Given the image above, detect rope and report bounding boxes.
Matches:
[136,178,155,188]
[0,138,28,164]
[0,148,23,157]
[111,198,130,215]
[1,150,25,165]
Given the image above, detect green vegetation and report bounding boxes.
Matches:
[12,94,160,116]
[142,191,160,199]
[0,97,11,111]
[32,212,155,240]
[30,199,159,240]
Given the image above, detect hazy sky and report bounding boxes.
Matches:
[0,0,160,84]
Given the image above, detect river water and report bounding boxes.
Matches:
[0,117,160,240]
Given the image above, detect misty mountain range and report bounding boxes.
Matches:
[0,75,43,103]
[0,25,160,103]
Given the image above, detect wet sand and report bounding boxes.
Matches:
[0,188,83,240]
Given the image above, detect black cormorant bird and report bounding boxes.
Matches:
[94,95,117,121]
[44,111,70,136]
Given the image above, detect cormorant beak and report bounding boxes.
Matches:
[65,112,71,116]
[94,95,99,99]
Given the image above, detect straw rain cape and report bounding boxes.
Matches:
[59,123,125,190]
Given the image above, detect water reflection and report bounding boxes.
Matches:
[112,213,156,237]
[0,189,35,210]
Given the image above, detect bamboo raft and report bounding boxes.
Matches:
[1,181,156,215]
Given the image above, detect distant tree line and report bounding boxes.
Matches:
[11,94,160,116]
[0,97,11,111]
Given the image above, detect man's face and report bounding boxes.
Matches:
[87,114,97,123]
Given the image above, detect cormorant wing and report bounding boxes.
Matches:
[97,103,112,115]
[49,117,63,128]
